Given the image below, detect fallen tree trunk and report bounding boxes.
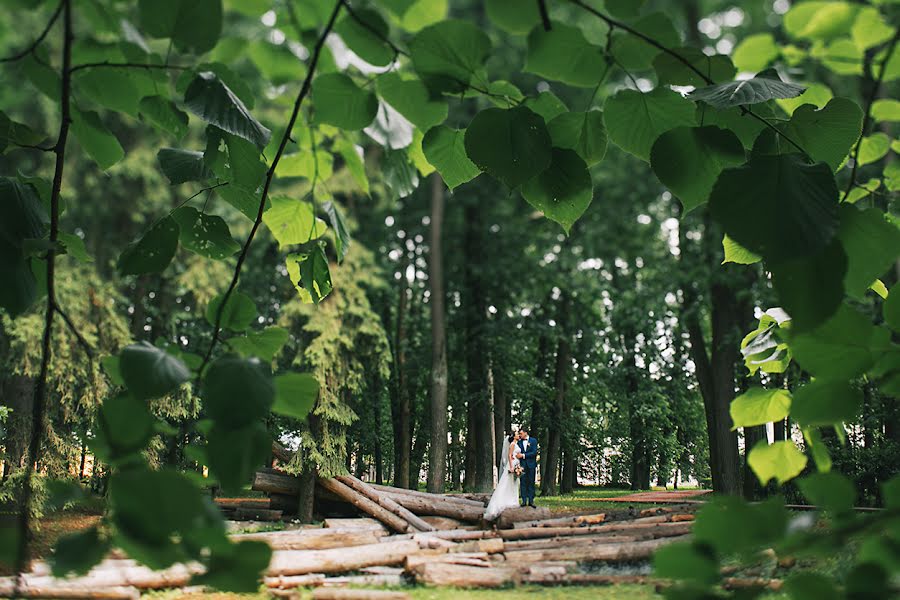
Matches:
[388,494,484,522]
[410,562,518,588]
[369,484,485,508]
[253,468,301,495]
[512,512,606,529]
[0,562,200,594]
[317,478,410,534]
[496,506,552,528]
[0,584,140,599]
[267,540,423,576]
[235,507,283,521]
[233,528,381,550]
[311,589,410,600]
[405,552,491,570]
[502,534,641,551]
[500,520,692,541]
[502,535,689,563]
[335,475,435,532]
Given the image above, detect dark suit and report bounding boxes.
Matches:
[517,436,538,505]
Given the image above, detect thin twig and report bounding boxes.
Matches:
[14,0,72,585]
[841,27,900,202]
[537,0,552,31]
[12,142,55,152]
[0,0,63,63]
[69,61,191,74]
[54,301,95,359]
[198,0,345,375]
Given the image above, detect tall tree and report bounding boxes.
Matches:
[426,174,449,492]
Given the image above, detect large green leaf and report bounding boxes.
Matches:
[732,33,780,73]
[777,83,834,116]
[408,19,491,94]
[0,177,47,317]
[609,13,680,71]
[871,99,900,122]
[74,69,142,117]
[784,1,859,41]
[206,291,257,332]
[286,244,333,304]
[791,380,862,427]
[312,74,378,131]
[335,8,394,67]
[791,304,890,380]
[547,111,608,167]
[730,387,792,429]
[262,197,328,248]
[650,126,745,213]
[139,96,190,139]
[157,149,211,185]
[653,541,719,585]
[205,422,271,494]
[228,326,290,362]
[464,106,552,189]
[798,473,855,516]
[195,538,272,592]
[485,0,540,34]
[184,72,271,149]
[723,235,762,265]
[748,441,808,485]
[851,7,894,51]
[138,0,222,54]
[708,153,839,262]
[521,148,593,235]
[50,527,110,577]
[769,240,847,333]
[118,216,180,275]
[857,133,890,166]
[603,88,696,162]
[277,151,334,182]
[272,372,320,420]
[422,126,480,190]
[523,91,569,122]
[524,23,607,88]
[689,69,806,109]
[375,73,447,131]
[837,205,900,299]
[172,206,240,260]
[71,108,124,170]
[203,356,275,428]
[777,98,863,172]
[118,341,191,400]
[334,139,369,194]
[94,393,155,459]
[653,48,736,87]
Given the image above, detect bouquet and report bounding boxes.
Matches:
[512,465,524,478]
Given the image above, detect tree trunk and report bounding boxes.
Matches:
[742,425,767,500]
[373,373,384,485]
[391,263,411,489]
[296,464,317,523]
[541,296,570,497]
[426,177,449,493]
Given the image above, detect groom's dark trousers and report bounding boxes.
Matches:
[518,436,539,505]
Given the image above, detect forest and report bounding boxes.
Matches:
[0,0,899,598]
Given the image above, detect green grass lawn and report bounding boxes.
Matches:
[535,487,663,513]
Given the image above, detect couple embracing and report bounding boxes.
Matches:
[484,427,539,521]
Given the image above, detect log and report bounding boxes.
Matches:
[450,537,504,555]
[267,540,423,576]
[448,492,492,503]
[312,591,411,600]
[317,478,410,534]
[233,527,381,550]
[264,573,326,589]
[388,494,485,522]
[496,506,552,528]
[512,512,606,528]
[419,516,472,530]
[369,484,485,508]
[499,520,692,540]
[411,562,518,588]
[405,552,490,570]
[0,562,200,594]
[272,440,295,464]
[270,492,299,513]
[392,528,497,542]
[234,507,283,521]
[253,468,301,495]
[0,584,140,599]
[502,534,689,563]
[335,475,435,532]
[502,534,641,551]
[323,518,388,533]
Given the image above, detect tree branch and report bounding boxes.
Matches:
[537,0,552,31]
[53,301,95,359]
[69,61,191,74]
[0,0,63,63]
[198,0,345,375]
[841,28,900,202]
[14,0,73,584]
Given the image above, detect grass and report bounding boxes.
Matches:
[535,487,663,513]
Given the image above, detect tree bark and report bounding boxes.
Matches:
[541,295,570,496]
[391,261,411,489]
[426,176,449,493]
[742,425,767,500]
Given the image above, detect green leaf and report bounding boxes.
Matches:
[819,38,863,76]
[871,99,900,122]
[375,73,448,131]
[778,98,863,172]
[692,496,788,554]
[653,48,736,87]
[521,148,593,235]
[732,33,780,73]
[653,542,718,584]
[50,527,110,577]
[94,393,155,459]
[312,73,378,131]
[547,111,608,167]
[837,204,900,299]
[798,472,855,515]
[225,133,267,190]
[857,133,890,166]
[394,0,448,32]
[248,40,303,86]
[776,83,833,115]
[74,69,142,117]
[205,422,271,494]
[885,285,900,332]
[524,23,607,88]
[203,356,275,428]
[730,387,792,429]
[700,103,773,149]
[138,0,222,54]
[708,154,839,262]
[184,72,271,149]
[119,342,191,400]
[603,88,696,162]
[464,106,552,189]
[791,304,888,380]
[689,69,806,109]
[522,91,569,122]
[870,278,888,299]
[769,240,847,333]
[57,232,91,263]
[851,7,894,51]
[748,440,808,485]
[604,0,646,19]
[157,149,211,185]
[335,8,394,67]
[195,539,272,592]
[206,291,257,332]
[609,12,680,71]
[334,139,369,194]
[422,126,480,190]
[262,197,328,248]
[322,201,350,263]
[408,128,435,177]
[784,573,841,600]
[784,2,859,41]
[722,235,761,265]
[408,19,491,94]
[277,151,334,182]
[117,216,180,275]
[101,355,125,386]
[273,372,319,420]
[228,327,290,362]
[71,108,125,170]
[803,427,833,472]
[139,96,190,139]
[0,177,47,317]
[485,0,540,34]
[23,49,61,100]
[792,380,862,427]
[650,126,745,213]
[171,207,240,260]
[286,244,333,304]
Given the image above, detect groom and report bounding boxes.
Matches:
[515,428,538,507]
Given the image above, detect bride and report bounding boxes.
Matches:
[484,432,522,520]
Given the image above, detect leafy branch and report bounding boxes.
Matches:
[841,27,900,202]
[14,0,73,582]
[0,0,63,63]
[198,0,345,374]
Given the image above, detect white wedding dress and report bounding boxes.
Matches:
[484,441,521,520]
